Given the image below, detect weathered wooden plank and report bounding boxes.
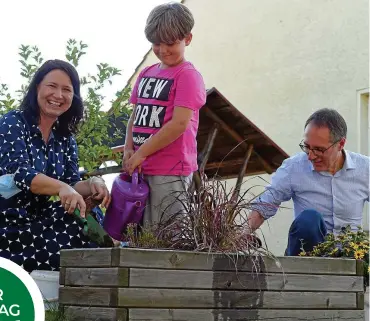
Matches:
[356,259,365,275]
[59,287,118,307]
[60,267,363,292]
[129,268,364,292]
[64,268,129,287]
[357,292,365,309]
[128,309,365,321]
[59,267,66,285]
[64,306,127,321]
[60,248,113,267]
[117,248,357,275]
[118,288,357,309]
[59,248,358,275]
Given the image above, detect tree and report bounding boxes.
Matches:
[0,39,132,172]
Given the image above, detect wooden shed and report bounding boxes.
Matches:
[196,87,289,179]
[191,87,289,197]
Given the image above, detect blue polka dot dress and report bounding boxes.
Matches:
[0,110,101,273]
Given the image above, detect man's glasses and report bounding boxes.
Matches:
[299,139,340,156]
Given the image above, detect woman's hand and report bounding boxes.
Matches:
[89,177,111,209]
[59,183,86,217]
[122,149,135,172]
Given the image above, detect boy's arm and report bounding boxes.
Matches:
[135,106,193,158]
[125,68,206,174]
[132,68,206,159]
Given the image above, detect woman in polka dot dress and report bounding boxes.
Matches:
[0,60,111,273]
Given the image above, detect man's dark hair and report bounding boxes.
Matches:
[304,108,347,142]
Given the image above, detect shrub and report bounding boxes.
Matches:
[299,225,369,287]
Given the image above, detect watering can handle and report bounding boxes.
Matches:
[132,170,139,192]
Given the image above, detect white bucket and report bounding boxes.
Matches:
[30,270,60,311]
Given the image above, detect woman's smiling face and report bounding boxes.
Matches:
[37,69,74,120]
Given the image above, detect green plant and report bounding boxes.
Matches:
[0,39,132,172]
[124,174,268,257]
[45,309,69,321]
[299,225,369,286]
[42,298,69,321]
[125,223,171,249]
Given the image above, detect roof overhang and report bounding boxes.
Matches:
[197,87,289,179]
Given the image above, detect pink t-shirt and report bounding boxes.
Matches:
[129,61,206,176]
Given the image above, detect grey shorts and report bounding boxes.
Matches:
[143,174,193,229]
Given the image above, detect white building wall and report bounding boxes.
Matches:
[128,0,369,255]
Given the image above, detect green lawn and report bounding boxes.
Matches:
[45,310,69,321]
[44,301,69,321]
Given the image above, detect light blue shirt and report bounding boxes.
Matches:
[251,150,369,233]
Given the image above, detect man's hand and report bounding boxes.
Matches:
[246,211,265,233]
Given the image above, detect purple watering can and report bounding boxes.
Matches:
[103,170,149,241]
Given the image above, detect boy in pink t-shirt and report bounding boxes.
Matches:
[124,2,206,228]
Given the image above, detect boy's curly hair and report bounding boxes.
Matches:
[145,2,194,44]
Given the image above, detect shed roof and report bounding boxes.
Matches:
[197,87,289,179]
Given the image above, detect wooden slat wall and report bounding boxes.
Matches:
[60,248,358,274]
[59,287,358,309]
[63,306,127,321]
[59,248,365,321]
[127,309,365,321]
[61,267,364,292]
[60,304,367,320]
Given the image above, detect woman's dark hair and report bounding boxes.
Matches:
[19,59,84,136]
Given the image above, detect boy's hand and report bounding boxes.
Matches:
[126,151,146,175]
[122,149,135,171]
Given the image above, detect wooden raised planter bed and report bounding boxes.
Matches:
[59,248,365,321]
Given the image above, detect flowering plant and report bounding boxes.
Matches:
[299,225,369,286]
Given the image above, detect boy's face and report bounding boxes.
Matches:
[152,33,192,68]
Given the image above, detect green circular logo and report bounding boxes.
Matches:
[0,258,44,320]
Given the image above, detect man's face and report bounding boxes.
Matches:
[302,123,345,172]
